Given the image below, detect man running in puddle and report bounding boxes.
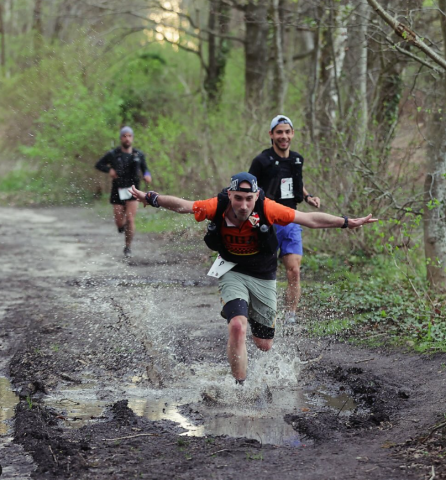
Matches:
[130,173,376,384]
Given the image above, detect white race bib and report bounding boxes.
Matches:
[118,187,133,201]
[207,255,237,278]
[280,178,294,199]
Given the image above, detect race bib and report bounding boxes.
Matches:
[207,255,237,278]
[280,177,294,199]
[118,187,133,201]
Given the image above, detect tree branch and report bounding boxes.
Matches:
[384,35,441,74]
[152,1,245,44]
[366,0,446,70]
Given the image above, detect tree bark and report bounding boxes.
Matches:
[244,0,269,110]
[272,0,285,112]
[204,0,231,104]
[423,109,446,292]
[423,2,446,291]
[0,0,5,75]
[33,0,43,57]
[343,0,370,154]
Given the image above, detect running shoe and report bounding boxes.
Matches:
[123,246,132,257]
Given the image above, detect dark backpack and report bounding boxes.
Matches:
[110,148,142,187]
[256,149,304,203]
[203,188,278,256]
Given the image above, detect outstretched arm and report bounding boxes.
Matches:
[294,210,377,229]
[129,186,194,214]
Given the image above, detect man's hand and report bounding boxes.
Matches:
[348,214,378,229]
[129,185,148,207]
[307,196,321,208]
[109,168,118,179]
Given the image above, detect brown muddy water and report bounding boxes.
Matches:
[39,374,356,447]
[0,377,19,435]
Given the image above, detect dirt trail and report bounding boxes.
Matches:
[0,206,445,479]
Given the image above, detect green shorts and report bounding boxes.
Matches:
[218,270,277,330]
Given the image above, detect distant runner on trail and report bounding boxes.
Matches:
[95,126,152,257]
[130,173,377,384]
[249,115,320,325]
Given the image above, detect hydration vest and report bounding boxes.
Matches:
[255,148,304,204]
[204,188,278,261]
[110,147,143,188]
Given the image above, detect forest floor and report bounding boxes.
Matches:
[0,206,445,480]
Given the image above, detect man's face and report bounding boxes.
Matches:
[269,123,294,151]
[228,182,259,221]
[120,133,133,148]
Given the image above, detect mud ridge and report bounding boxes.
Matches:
[285,363,408,443]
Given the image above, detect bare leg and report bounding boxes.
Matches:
[282,253,302,316]
[123,200,138,248]
[113,204,126,231]
[227,315,248,381]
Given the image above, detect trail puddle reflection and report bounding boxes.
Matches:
[0,376,19,435]
[44,380,356,447]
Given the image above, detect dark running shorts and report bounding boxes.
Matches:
[222,298,275,340]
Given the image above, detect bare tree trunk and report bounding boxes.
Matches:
[308,9,324,157]
[343,0,369,154]
[272,0,285,112]
[423,2,446,292]
[244,0,269,110]
[204,0,231,104]
[33,0,43,57]
[423,110,446,292]
[369,52,405,159]
[0,1,5,76]
[52,0,70,43]
[318,2,347,143]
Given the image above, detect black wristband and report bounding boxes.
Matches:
[145,191,160,208]
[341,215,348,229]
[304,194,314,203]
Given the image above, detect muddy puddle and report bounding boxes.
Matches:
[43,375,356,447]
[0,377,20,435]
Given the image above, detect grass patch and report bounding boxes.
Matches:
[307,318,355,337]
[284,254,446,353]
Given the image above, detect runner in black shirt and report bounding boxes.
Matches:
[249,115,320,325]
[95,126,151,257]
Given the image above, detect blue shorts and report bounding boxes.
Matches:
[275,223,303,257]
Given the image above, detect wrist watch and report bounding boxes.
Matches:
[304,194,314,203]
[341,215,348,228]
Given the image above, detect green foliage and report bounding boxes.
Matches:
[296,253,446,351]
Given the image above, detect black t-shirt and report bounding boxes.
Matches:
[230,253,278,280]
[249,147,304,208]
[95,148,150,189]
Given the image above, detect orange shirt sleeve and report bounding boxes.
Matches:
[193,197,218,222]
[263,198,296,226]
